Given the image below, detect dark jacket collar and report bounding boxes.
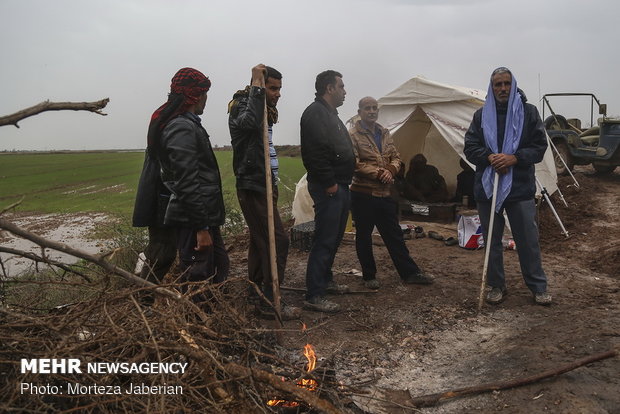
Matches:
[315,96,338,115]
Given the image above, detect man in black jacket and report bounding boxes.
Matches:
[300,70,355,313]
[228,64,299,319]
[464,67,551,306]
[158,67,229,303]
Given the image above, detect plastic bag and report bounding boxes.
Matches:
[457,214,484,249]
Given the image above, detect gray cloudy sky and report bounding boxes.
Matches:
[1,0,618,151]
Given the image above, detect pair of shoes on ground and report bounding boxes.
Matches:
[428,231,444,241]
[402,272,434,285]
[303,296,340,313]
[444,237,458,246]
[486,287,553,306]
[326,280,350,294]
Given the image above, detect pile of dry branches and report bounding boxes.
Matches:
[1,271,350,413]
[0,208,348,413]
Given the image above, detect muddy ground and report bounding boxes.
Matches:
[1,166,618,413]
[227,166,619,413]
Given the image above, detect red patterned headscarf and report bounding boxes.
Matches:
[169,67,211,105]
[147,68,211,149]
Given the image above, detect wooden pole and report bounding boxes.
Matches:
[478,172,499,311]
[262,101,283,336]
[408,347,618,408]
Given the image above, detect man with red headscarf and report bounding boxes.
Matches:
[133,68,228,302]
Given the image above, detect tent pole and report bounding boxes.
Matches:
[478,172,499,312]
[536,176,569,238]
[554,183,569,208]
[547,136,580,188]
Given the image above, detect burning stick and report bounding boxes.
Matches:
[267,344,321,408]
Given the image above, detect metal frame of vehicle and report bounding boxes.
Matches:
[542,93,620,174]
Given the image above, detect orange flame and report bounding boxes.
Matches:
[303,344,316,372]
[266,343,319,407]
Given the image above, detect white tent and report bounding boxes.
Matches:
[292,76,558,224]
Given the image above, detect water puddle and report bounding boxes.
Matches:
[0,213,110,277]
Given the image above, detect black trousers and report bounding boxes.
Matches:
[350,191,420,280]
[237,188,289,300]
[175,226,229,302]
[140,225,177,284]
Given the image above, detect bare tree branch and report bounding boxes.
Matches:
[0,245,92,282]
[0,217,178,299]
[0,99,109,128]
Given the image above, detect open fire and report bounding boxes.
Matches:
[266,344,319,407]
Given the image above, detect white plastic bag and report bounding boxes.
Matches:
[457,215,484,249]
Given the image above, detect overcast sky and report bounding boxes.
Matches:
[1,0,618,151]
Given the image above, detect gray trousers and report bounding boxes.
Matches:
[477,199,547,294]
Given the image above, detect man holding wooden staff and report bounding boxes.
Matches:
[464,67,552,306]
[228,64,300,320]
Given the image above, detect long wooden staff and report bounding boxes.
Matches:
[478,172,499,311]
[262,100,283,335]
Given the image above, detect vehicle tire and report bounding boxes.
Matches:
[553,141,574,175]
[592,162,616,174]
[544,114,569,130]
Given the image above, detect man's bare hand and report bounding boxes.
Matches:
[195,229,213,251]
[251,64,267,88]
[377,168,393,184]
[488,153,517,174]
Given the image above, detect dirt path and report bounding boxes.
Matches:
[227,166,619,413]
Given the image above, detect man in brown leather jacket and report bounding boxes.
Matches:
[349,96,433,289]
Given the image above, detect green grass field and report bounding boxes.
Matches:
[0,151,306,218]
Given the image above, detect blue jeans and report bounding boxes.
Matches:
[350,191,420,280]
[305,182,350,300]
[477,199,547,294]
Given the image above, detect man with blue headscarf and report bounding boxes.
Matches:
[464,67,551,306]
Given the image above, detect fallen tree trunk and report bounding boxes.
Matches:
[408,347,618,407]
[0,98,109,128]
